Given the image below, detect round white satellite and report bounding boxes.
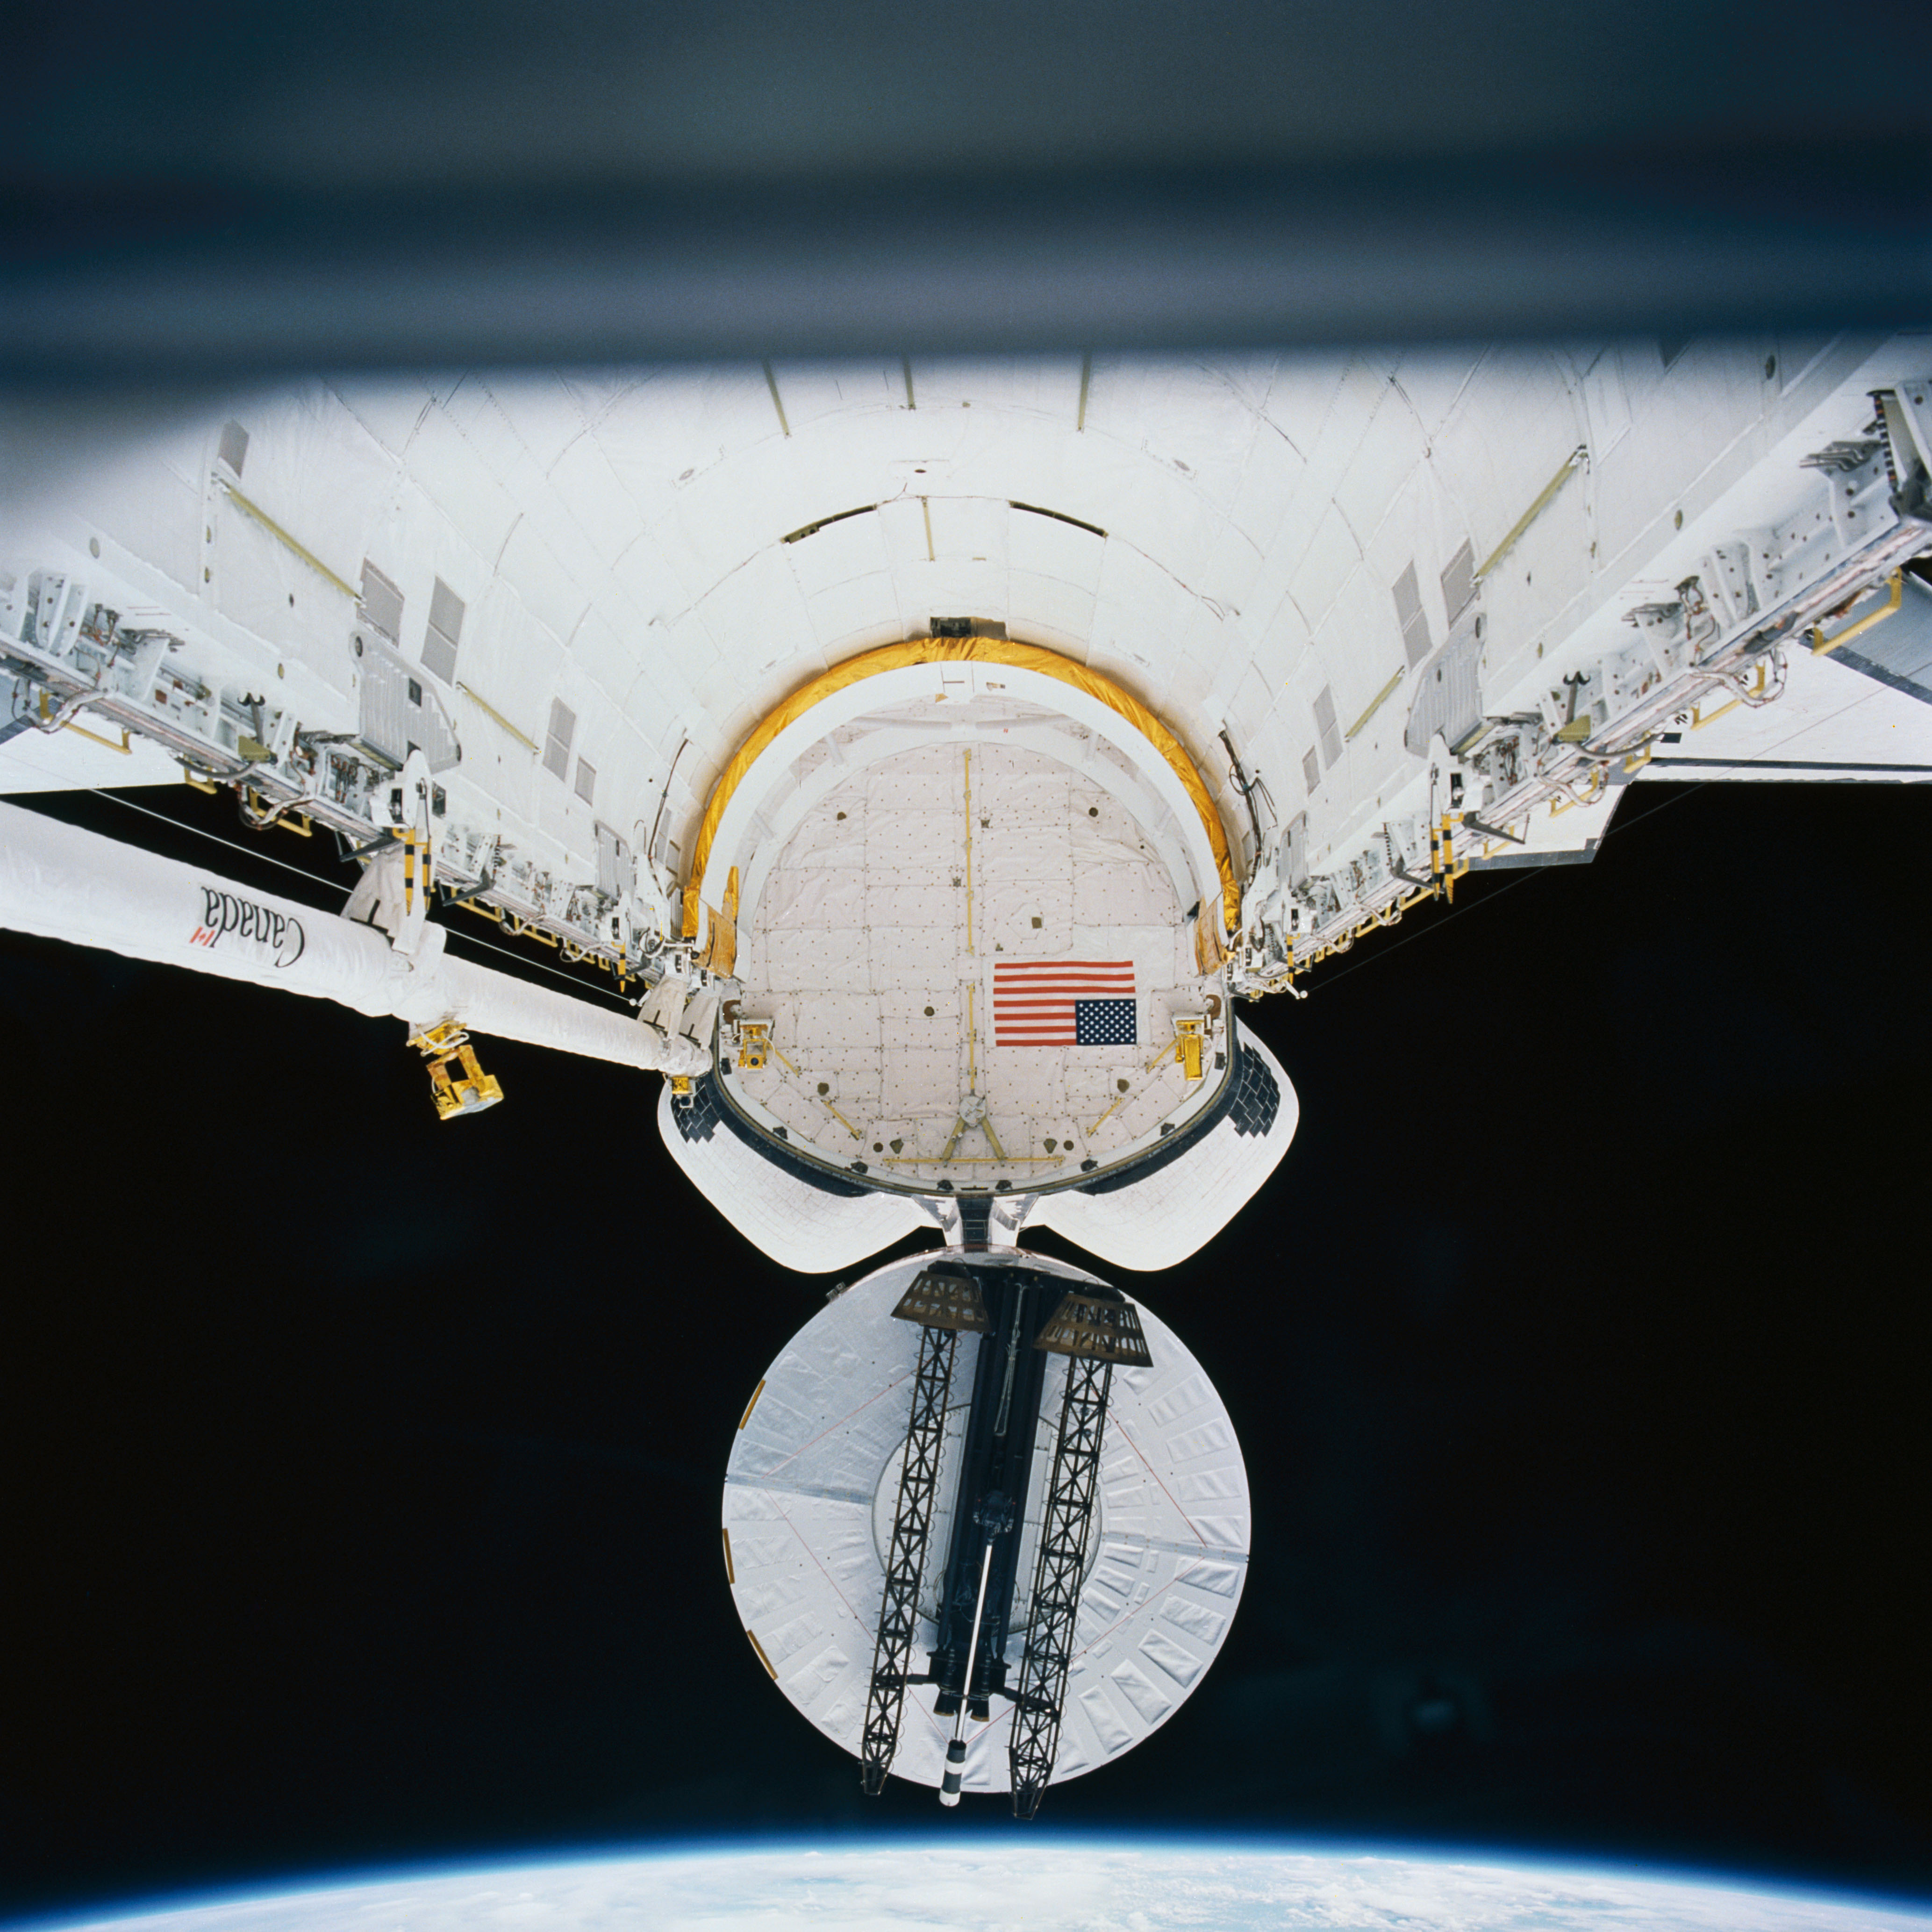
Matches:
[721,1248,1249,1798]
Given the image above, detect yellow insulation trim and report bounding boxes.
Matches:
[701,865,740,974]
[681,636,1242,940]
[1194,910,1228,974]
[217,481,358,601]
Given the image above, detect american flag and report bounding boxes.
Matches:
[993,959,1138,1046]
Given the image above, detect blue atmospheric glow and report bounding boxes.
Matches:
[12,1839,1932,1932]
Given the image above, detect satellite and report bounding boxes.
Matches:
[725,1251,1246,1814]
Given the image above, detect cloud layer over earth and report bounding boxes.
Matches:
[41,1846,1932,1932]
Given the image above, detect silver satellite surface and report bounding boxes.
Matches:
[2,340,1928,1809]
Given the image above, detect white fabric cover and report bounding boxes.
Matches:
[1024,1021,1297,1270]
[723,1250,1249,1793]
[655,1080,933,1273]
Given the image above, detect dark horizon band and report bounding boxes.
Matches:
[3,138,1929,382]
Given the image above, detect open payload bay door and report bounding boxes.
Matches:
[657,1074,936,1273]
[1024,1020,1296,1272]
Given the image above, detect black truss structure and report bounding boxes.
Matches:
[1035,1291,1152,1367]
[1008,1349,1115,1819]
[892,1266,990,1333]
[859,1319,960,1795]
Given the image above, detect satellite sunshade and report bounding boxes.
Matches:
[723,1248,1247,1816]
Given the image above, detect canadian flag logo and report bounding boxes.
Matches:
[186,887,306,967]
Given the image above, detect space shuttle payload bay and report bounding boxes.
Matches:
[2,339,1926,1274]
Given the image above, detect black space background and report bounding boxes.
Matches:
[3,778,1930,1915]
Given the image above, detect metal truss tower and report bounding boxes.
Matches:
[1008,1348,1115,1819]
[859,1315,962,1794]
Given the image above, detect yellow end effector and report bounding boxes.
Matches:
[1173,1015,1207,1081]
[408,1021,504,1120]
[737,1018,773,1071]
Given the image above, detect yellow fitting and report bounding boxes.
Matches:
[1811,571,1902,656]
[408,1023,503,1119]
[1692,661,1768,730]
[54,702,131,755]
[1549,770,1604,818]
[737,1019,773,1071]
[1173,1016,1206,1081]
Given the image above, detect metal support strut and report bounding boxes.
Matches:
[859,1318,960,1794]
[940,1491,1014,1808]
[1008,1348,1115,1819]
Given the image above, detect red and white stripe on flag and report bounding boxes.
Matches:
[992,959,1137,1045]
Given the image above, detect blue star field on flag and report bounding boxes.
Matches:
[1074,998,1138,1046]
